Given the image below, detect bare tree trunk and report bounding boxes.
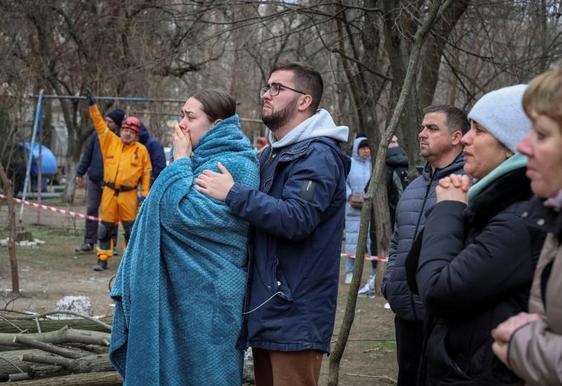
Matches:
[0,164,19,293]
[372,183,391,295]
[328,1,454,384]
[63,159,78,203]
[417,1,469,109]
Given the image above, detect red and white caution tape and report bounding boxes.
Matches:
[0,193,99,221]
[341,253,388,262]
[366,255,388,262]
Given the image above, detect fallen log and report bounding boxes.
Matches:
[14,335,86,359]
[21,352,114,373]
[0,349,33,381]
[0,350,59,381]
[0,327,110,348]
[8,371,122,385]
[0,317,112,334]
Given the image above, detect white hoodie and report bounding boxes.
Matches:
[267,109,349,149]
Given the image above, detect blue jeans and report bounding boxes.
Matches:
[345,256,355,274]
[345,256,376,274]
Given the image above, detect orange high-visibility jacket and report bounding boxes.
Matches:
[89,105,151,196]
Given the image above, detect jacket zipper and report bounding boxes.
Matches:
[410,171,436,320]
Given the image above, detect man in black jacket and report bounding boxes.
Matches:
[382,105,468,386]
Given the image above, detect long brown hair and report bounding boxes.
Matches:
[190,89,236,122]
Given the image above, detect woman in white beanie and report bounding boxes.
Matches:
[406,85,546,385]
[492,68,562,386]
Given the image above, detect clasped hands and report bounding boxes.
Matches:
[436,174,472,203]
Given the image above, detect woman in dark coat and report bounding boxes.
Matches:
[407,85,546,386]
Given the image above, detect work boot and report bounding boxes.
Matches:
[75,243,94,253]
[92,259,108,272]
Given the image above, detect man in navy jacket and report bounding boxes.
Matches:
[139,123,166,185]
[382,105,467,386]
[195,62,350,386]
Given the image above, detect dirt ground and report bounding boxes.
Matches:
[0,193,398,385]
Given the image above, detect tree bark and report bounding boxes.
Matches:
[14,335,90,359]
[8,371,121,386]
[0,349,35,381]
[21,352,114,373]
[417,0,469,109]
[0,163,19,293]
[0,327,109,348]
[372,183,390,295]
[328,1,455,384]
[0,317,112,334]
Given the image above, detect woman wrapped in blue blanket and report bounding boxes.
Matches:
[109,89,260,385]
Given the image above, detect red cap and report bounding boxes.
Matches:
[121,117,141,134]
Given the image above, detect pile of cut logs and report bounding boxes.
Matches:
[0,312,121,385]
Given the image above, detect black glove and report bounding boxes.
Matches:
[84,88,96,106]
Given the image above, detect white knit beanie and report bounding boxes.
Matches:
[467,84,532,153]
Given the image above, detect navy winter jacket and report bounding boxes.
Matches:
[226,137,350,353]
[76,135,104,184]
[139,124,166,185]
[382,153,464,321]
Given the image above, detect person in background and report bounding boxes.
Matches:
[255,136,268,153]
[74,108,124,253]
[194,62,350,386]
[360,135,410,297]
[344,136,372,285]
[139,122,166,186]
[109,89,259,385]
[492,67,562,386]
[385,135,410,226]
[382,105,467,386]
[86,93,151,271]
[408,85,545,385]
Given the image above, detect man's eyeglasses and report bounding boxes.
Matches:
[260,82,307,97]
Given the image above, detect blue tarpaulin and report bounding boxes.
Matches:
[18,142,58,176]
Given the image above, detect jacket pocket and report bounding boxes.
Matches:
[425,323,471,383]
[272,258,293,302]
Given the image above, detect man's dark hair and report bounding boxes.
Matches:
[270,61,323,113]
[191,89,236,121]
[423,105,469,134]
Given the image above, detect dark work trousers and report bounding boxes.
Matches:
[83,178,117,247]
[395,315,424,386]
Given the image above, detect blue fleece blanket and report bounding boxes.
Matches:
[109,115,259,385]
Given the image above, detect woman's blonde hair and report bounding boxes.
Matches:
[523,67,562,132]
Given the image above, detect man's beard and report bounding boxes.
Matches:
[262,97,298,132]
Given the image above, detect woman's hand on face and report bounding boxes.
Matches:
[436,174,471,203]
[173,122,192,160]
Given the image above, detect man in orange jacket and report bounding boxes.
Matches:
[87,93,151,271]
